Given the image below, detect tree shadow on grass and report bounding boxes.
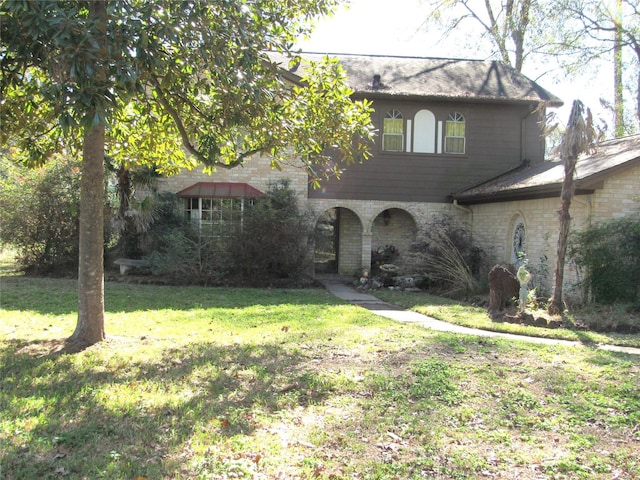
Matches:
[3,332,640,479]
[0,337,328,479]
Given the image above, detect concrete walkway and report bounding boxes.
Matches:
[316,274,640,356]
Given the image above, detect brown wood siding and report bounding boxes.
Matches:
[309,99,544,202]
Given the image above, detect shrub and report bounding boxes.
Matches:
[405,214,484,298]
[224,180,314,284]
[137,192,191,257]
[145,181,313,286]
[147,227,227,285]
[0,156,82,274]
[570,215,640,304]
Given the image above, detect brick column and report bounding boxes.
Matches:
[361,232,372,273]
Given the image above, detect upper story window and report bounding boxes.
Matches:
[413,109,436,153]
[445,112,466,154]
[383,109,404,152]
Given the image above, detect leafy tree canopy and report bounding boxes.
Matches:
[1,0,374,178]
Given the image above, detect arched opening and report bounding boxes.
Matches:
[314,208,338,273]
[314,207,363,275]
[371,208,417,270]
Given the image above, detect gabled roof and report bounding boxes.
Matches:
[176,182,263,199]
[276,52,562,106]
[453,134,640,204]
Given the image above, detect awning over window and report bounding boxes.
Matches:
[176,182,264,199]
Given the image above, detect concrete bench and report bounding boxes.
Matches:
[114,258,150,275]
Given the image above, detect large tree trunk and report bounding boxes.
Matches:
[68,124,106,349]
[67,0,107,350]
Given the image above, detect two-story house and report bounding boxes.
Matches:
[158,53,640,295]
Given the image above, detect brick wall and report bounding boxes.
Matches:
[592,163,640,220]
[158,155,309,199]
[306,199,458,274]
[372,209,417,256]
[467,163,639,299]
[156,154,638,291]
[468,198,590,296]
[337,208,363,275]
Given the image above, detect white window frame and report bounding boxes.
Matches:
[444,112,466,154]
[413,109,436,153]
[185,197,250,237]
[382,109,404,152]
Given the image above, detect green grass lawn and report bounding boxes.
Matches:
[1,275,639,479]
[373,290,640,349]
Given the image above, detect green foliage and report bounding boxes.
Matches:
[0,156,81,274]
[145,181,313,285]
[224,180,314,283]
[147,228,227,286]
[0,0,373,180]
[143,193,226,285]
[570,215,640,304]
[406,214,485,298]
[106,160,162,258]
[1,0,374,343]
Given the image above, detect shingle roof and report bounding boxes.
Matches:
[453,134,640,203]
[278,52,563,106]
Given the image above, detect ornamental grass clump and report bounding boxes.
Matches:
[405,214,484,299]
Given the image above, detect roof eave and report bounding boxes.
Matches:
[352,90,563,107]
[453,184,597,205]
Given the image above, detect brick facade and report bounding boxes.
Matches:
[159,148,639,293]
[156,155,309,199]
[591,162,640,220]
[464,163,639,300]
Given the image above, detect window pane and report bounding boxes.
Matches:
[445,112,465,154]
[384,118,403,134]
[184,197,249,237]
[383,134,403,151]
[383,110,404,152]
[446,121,465,137]
[445,137,465,154]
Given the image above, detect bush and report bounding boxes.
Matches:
[145,181,314,286]
[0,156,82,274]
[147,227,227,285]
[570,215,640,304]
[405,214,484,298]
[224,180,314,284]
[136,192,191,257]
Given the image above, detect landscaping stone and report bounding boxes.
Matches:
[487,264,519,314]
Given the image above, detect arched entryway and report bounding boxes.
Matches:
[371,208,417,269]
[314,207,363,275]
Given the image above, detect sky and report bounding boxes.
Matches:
[295,0,613,129]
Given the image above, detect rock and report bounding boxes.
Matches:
[487,265,519,314]
[504,314,521,324]
[534,316,548,327]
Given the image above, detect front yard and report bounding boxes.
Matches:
[1,274,639,479]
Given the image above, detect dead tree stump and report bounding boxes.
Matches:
[487,265,519,317]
